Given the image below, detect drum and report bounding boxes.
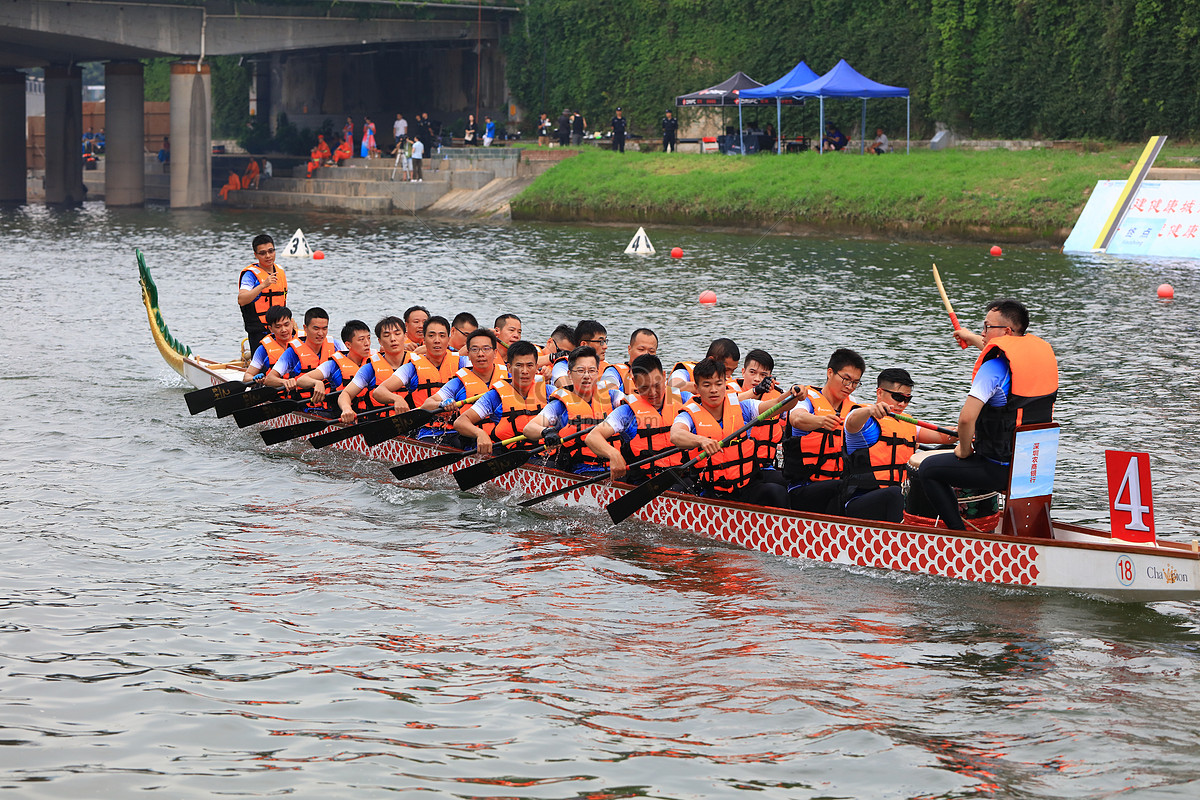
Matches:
[902,451,1003,533]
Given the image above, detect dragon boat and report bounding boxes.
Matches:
[139,250,1200,603]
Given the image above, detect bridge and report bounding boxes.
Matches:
[0,0,517,206]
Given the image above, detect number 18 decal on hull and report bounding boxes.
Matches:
[1116,555,1136,586]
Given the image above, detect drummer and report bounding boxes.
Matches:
[918,299,1058,530]
[840,369,955,523]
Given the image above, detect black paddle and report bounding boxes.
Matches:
[231,391,342,428]
[260,406,391,446]
[606,389,801,524]
[453,424,597,491]
[389,435,527,482]
[518,446,688,508]
[185,380,250,415]
[212,385,281,418]
[359,392,485,447]
[308,406,399,449]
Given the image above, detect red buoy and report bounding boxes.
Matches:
[671,247,683,259]
[312,250,325,260]
[989,245,1002,257]
[698,290,717,305]
[1157,283,1174,299]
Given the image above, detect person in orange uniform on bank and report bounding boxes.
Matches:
[218,170,241,201]
[918,298,1058,530]
[241,158,260,189]
[332,134,353,166]
[238,234,287,344]
[782,348,865,513]
[523,345,625,474]
[669,358,802,509]
[455,340,546,457]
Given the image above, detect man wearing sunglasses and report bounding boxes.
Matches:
[918,298,1058,530]
[237,234,288,345]
[840,368,956,523]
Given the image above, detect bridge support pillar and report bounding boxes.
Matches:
[104,61,144,207]
[169,60,211,208]
[44,64,84,207]
[0,71,25,205]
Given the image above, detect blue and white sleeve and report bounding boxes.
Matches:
[248,345,269,372]
[434,377,465,404]
[239,271,260,291]
[844,416,880,455]
[969,358,1012,407]
[348,362,375,393]
[470,389,504,424]
[271,348,300,376]
[604,404,639,442]
[550,360,569,384]
[541,399,567,430]
[672,409,698,434]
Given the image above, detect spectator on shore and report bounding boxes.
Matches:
[218,170,241,201]
[821,123,848,152]
[571,111,586,146]
[361,118,378,158]
[343,117,354,153]
[157,137,170,173]
[556,109,571,147]
[483,116,496,147]
[410,135,424,182]
[610,108,627,153]
[538,113,552,146]
[332,134,353,166]
[394,114,407,150]
[464,114,478,145]
[242,158,260,190]
[871,127,891,155]
[661,110,678,152]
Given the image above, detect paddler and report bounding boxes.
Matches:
[670,338,740,393]
[493,313,522,366]
[371,316,468,423]
[600,328,659,393]
[454,340,546,456]
[524,345,625,474]
[289,320,373,404]
[241,305,296,381]
[450,312,479,352]
[264,307,341,392]
[237,234,287,344]
[401,305,429,354]
[584,354,688,483]
[729,348,786,485]
[424,328,509,410]
[918,299,1058,530]
[336,316,407,424]
[551,321,610,388]
[841,368,955,523]
[668,357,802,509]
[782,348,865,513]
[539,324,575,378]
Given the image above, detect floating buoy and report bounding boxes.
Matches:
[312,250,325,260]
[671,247,683,259]
[990,245,1003,257]
[281,228,313,258]
[624,227,655,255]
[699,290,717,305]
[1157,283,1174,299]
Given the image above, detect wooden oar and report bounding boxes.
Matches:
[607,389,800,525]
[260,407,391,446]
[212,385,281,418]
[889,411,957,438]
[231,391,343,428]
[518,446,687,508]
[185,380,250,415]
[359,392,485,447]
[932,263,969,349]
[453,424,598,491]
[390,435,526,482]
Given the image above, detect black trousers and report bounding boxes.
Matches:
[788,480,844,514]
[917,452,1009,530]
[844,486,904,524]
[663,135,676,152]
[613,135,625,153]
[706,477,789,509]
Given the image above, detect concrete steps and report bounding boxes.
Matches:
[226,189,393,214]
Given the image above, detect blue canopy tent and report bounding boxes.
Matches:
[737,61,820,155]
[789,59,910,154]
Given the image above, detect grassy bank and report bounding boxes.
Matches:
[511,145,1195,243]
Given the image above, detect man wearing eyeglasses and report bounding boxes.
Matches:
[524,345,625,474]
[425,328,509,411]
[840,368,955,523]
[782,348,865,513]
[372,317,469,433]
[238,234,288,345]
[918,298,1058,530]
[551,320,611,389]
[448,312,478,352]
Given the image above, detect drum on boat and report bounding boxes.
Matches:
[902,450,1003,533]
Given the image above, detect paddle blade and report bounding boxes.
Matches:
[389,450,469,482]
[453,449,533,491]
[233,399,301,428]
[308,421,368,449]
[606,469,679,524]
[184,381,243,415]
[213,385,278,418]
[361,408,434,447]
[261,418,331,446]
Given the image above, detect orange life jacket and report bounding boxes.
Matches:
[685,393,758,493]
[621,388,686,478]
[605,362,630,392]
[488,376,547,442]
[972,334,1058,462]
[672,361,696,385]
[842,415,918,492]
[454,364,509,400]
[287,336,337,375]
[239,264,287,332]
[352,352,400,412]
[552,387,615,470]
[329,351,363,391]
[258,333,290,372]
[742,385,785,469]
[782,386,855,484]
[406,352,460,408]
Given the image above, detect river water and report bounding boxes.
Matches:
[3,203,1200,798]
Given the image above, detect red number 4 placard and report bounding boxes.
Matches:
[1105,450,1156,543]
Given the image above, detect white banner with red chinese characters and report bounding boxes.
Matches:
[1063,180,1200,258]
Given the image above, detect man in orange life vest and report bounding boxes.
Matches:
[372,316,468,429]
[401,305,429,354]
[539,324,575,378]
[238,234,287,344]
[670,337,739,393]
[918,298,1058,530]
[729,349,786,486]
[455,340,547,456]
[585,354,689,484]
[782,348,865,513]
[264,307,340,392]
[551,320,610,389]
[241,305,296,381]
[425,328,509,413]
[449,312,478,352]
[841,368,955,523]
[290,319,373,404]
[524,345,625,474]
[493,314,523,366]
[600,328,659,393]
[668,358,802,509]
[337,316,407,424]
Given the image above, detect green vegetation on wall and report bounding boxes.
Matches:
[141,56,250,139]
[504,0,1200,141]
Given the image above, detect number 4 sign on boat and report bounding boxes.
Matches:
[1106,450,1156,543]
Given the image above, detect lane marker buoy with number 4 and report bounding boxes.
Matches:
[624,227,655,255]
